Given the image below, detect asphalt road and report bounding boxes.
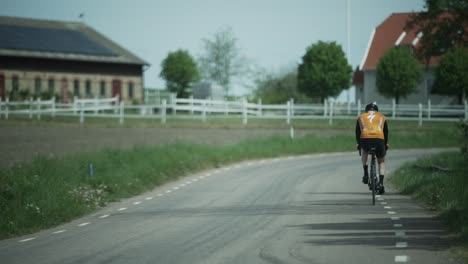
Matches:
[0,149,461,264]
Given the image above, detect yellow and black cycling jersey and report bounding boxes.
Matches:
[355,111,388,142]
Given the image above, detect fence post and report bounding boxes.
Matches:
[290,126,295,139]
[171,93,177,115]
[190,95,194,115]
[37,98,41,120]
[290,98,295,117]
[52,96,56,118]
[286,100,291,125]
[119,101,124,125]
[392,98,396,119]
[465,100,467,121]
[257,98,262,116]
[329,101,334,126]
[29,97,33,119]
[161,99,167,124]
[80,102,84,124]
[427,99,431,120]
[242,99,248,125]
[202,101,207,123]
[418,103,423,126]
[74,96,78,115]
[323,98,328,117]
[94,96,98,115]
[5,98,9,120]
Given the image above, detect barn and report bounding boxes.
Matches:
[0,16,149,104]
[353,12,458,105]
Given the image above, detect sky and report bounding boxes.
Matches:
[1,0,425,101]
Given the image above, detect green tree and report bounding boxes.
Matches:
[432,47,468,103]
[376,47,423,104]
[297,41,352,102]
[160,50,200,98]
[406,0,467,64]
[198,27,248,97]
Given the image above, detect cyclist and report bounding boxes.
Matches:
[355,102,389,194]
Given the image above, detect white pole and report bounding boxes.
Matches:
[346,0,351,106]
[418,103,423,126]
[161,99,167,124]
[286,100,291,125]
[290,126,295,139]
[329,101,334,126]
[392,98,396,119]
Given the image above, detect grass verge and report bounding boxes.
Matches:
[0,121,461,240]
[390,152,468,261]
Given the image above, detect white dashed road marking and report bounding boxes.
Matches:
[118,207,127,211]
[78,222,90,227]
[394,224,403,228]
[395,255,408,262]
[395,231,406,237]
[388,211,397,214]
[52,230,66,234]
[99,214,110,219]
[133,201,142,205]
[145,197,153,200]
[396,242,408,248]
[391,217,400,221]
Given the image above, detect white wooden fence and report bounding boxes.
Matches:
[0,96,466,126]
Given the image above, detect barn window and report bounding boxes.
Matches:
[73,80,80,96]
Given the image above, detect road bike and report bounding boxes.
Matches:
[359,146,379,205]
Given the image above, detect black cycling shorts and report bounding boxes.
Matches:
[359,138,386,158]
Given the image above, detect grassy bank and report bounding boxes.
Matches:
[0,121,460,239]
[391,152,467,236]
[390,152,468,260]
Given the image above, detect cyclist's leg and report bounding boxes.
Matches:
[360,139,370,184]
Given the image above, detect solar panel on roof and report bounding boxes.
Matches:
[0,24,118,56]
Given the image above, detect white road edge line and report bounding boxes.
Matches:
[394,224,403,228]
[388,211,397,214]
[133,201,142,205]
[52,230,66,234]
[391,217,400,221]
[395,231,406,237]
[18,237,36,243]
[118,207,127,211]
[99,214,110,219]
[145,197,153,200]
[78,222,90,227]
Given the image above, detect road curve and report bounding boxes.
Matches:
[0,148,461,264]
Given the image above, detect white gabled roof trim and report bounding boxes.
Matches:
[359,28,376,71]
[395,31,407,46]
[412,32,423,46]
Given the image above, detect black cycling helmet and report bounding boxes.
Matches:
[365,102,378,112]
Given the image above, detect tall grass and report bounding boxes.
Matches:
[0,121,460,239]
